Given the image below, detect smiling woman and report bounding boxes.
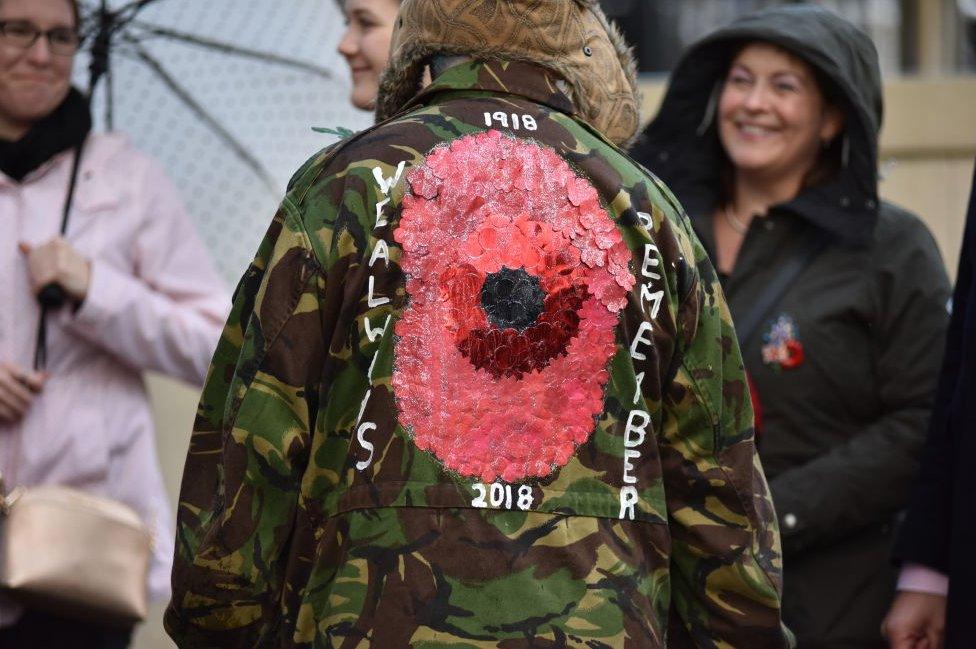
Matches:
[0,0,227,646]
[719,45,843,201]
[712,41,844,271]
[336,0,401,111]
[0,0,78,140]
[631,5,953,646]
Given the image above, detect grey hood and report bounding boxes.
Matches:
[631,4,883,244]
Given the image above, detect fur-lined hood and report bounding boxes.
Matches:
[375,0,640,147]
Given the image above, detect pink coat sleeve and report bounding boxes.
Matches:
[897,563,949,596]
[63,159,228,386]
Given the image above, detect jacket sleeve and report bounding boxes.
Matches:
[663,226,793,648]
[63,160,228,386]
[769,213,951,556]
[897,564,950,595]
[892,176,975,572]
[164,200,325,647]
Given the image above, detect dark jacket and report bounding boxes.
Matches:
[893,164,976,649]
[631,6,951,647]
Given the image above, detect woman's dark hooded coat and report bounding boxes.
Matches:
[893,165,976,649]
[631,6,951,647]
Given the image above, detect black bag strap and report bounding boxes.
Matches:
[33,141,86,371]
[734,229,830,345]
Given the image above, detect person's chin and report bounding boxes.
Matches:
[10,88,69,117]
[9,100,61,124]
[730,156,773,173]
[351,89,377,112]
[727,146,779,172]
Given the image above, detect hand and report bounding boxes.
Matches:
[0,362,47,423]
[19,238,92,304]
[882,591,946,649]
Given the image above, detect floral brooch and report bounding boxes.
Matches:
[761,314,805,371]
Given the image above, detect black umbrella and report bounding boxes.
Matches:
[76,0,364,278]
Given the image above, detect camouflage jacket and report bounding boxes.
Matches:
[165,61,792,648]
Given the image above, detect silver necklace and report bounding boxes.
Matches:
[723,204,749,235]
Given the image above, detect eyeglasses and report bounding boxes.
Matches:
[0,20,80,57]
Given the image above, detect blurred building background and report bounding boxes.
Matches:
[603,0,976,74]
[136,2,975,647]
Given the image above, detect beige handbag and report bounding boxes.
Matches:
[0,472,153,626]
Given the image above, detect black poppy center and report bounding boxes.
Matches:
[480,267,545,331]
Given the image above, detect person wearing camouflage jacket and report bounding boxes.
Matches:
[165,1,792,647]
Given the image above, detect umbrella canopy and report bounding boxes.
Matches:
[74,0,371,280]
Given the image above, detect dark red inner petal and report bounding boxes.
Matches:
[458,284,587,380]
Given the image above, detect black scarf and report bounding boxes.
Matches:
[0,88,91,182]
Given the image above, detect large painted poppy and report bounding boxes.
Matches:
[393,130,635,484]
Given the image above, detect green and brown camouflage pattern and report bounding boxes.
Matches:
[165,61,792,648]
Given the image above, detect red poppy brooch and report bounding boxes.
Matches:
[761,314,805,371]
[393,130,636,484]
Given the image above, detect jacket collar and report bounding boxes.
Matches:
[404,60,577,117]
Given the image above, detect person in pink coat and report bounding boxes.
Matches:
[0,0,227,645]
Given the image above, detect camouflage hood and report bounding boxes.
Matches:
[375,0,641,146]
